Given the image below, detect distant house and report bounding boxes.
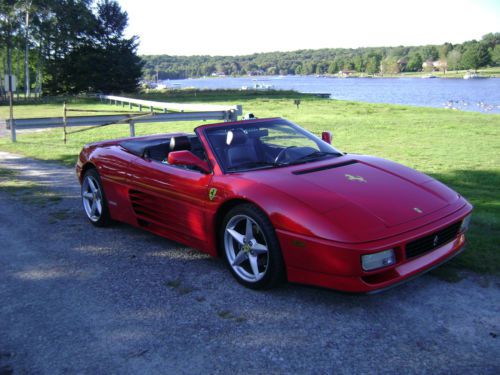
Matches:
[422,60,434,70]
[338,70,355,78]
[422,60,447,71]
[211,72,226,77]
[247,70,265,76]
[397,58,408,70]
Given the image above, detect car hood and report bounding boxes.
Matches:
[238,156,460,240]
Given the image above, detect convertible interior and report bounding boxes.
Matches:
[120,135,206,164]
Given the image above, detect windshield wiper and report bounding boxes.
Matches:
[282,151,341,166]
[226,161,275,172]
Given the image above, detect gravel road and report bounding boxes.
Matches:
[0,151,499,375]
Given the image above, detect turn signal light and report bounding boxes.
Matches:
[362,249,396,271]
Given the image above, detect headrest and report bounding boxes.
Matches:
[226,129,248,146]
[170,136,191,151]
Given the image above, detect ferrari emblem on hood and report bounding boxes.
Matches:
[345,174,367,183]
[209,187,218,201]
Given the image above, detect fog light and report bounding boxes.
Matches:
[460,214,472,233]
[362,249,395,271]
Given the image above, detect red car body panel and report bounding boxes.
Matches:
[76,118,473,293]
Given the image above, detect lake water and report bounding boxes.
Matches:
[161,76,500,114]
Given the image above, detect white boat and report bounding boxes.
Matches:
[253,83,274,90]
[463,71,485,79]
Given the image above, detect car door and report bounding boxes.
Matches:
[126,156,212,248]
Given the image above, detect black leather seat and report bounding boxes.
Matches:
[170,136,191,152]
[226,129,259,166]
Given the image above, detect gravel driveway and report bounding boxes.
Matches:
[0,151,499,374]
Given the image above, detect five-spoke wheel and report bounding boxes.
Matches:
[222,204,285,289]
[81,168,110,227]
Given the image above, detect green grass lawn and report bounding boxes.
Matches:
[1,91,499,275]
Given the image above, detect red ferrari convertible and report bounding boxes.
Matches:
[76,118,472,293]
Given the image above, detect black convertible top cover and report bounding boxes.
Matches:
[120,139,170,157]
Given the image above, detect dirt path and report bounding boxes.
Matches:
[0,151,498,374]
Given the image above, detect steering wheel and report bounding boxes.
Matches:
[274,146,297,165]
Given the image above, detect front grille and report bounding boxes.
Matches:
[405,221,461,259]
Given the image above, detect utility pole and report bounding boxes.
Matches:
[8,44,16,142]
[25,3,31,99]
[6,16,16,142]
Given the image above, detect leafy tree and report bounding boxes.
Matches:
[447,49,462,70]
[480,32,500,50]
[1,0,141,95]
[461,43,490,70]
[327,61,338,74]
[419,45,439,61]
[491,45,500,66]
[96,0,128,45]
[0,0,22,98]
[406,51,423,71]
[353,55,364,72]
[439,42,453,59]
[380,56,399,75]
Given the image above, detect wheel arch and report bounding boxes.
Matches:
[79,162,97,183]
[214,198,267,257]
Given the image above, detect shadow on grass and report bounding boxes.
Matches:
[57,154,79,167]
[429,169,500,275]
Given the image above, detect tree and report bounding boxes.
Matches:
[60,37,142,93]
[480,32,500,50]
[419,45,439,61]
[461,43,489,70]
[380,56,399,75]
[0,0,22,97]
[447,49,462,70]
[96,0,127,42]
[327,61,338,74]
[439,42,453,59]
[491,45,500,66]
[406,51,423,71]
[353,55,364,72]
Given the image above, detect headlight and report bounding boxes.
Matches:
[460,214,472,233]
[362,249,395,271]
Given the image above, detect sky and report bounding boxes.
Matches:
[116,0,500,56]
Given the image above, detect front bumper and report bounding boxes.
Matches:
[277,205,471,293]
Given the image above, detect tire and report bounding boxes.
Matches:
[220,203,285,289]
[81,168,111,227]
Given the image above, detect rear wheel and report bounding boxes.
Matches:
[221,204,285,289]
[81,168,111,227]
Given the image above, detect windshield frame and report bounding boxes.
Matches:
[199,118,343,174]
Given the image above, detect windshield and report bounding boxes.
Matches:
[204,119,343,172]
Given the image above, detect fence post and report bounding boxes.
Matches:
[63,101,68,144]
[129,120,135,137]
[139,104,142,111]
[9,103,16,143]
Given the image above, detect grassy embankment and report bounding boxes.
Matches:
[0,90,499,276]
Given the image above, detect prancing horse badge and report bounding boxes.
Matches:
[345,174,367,183]
[209,187,218,201]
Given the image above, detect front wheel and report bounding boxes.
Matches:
[221,204,285,289]
[81,168,111,227]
